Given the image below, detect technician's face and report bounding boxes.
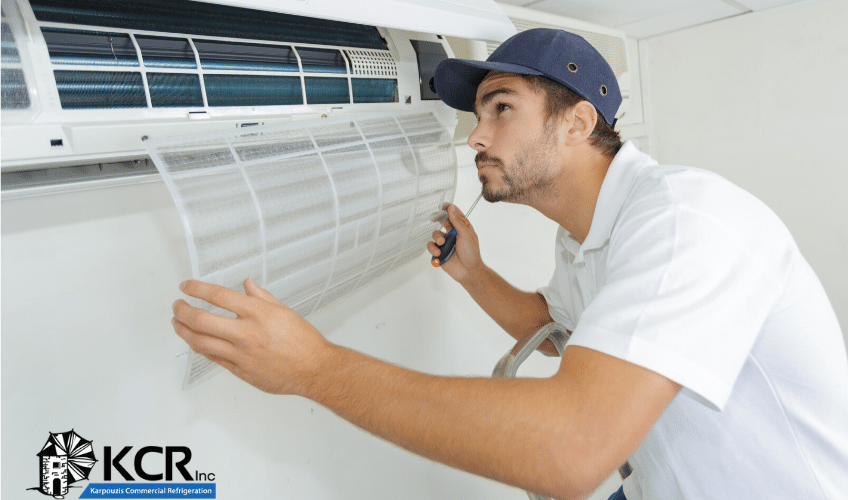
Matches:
[468,72,560,204]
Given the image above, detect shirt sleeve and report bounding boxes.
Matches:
[567,184,786,411]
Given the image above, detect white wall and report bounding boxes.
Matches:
[641,0,848,341]
[1,163,621,498]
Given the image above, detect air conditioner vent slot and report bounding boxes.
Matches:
[1,158,158,190]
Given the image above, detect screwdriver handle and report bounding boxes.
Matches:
[431,228,458,268]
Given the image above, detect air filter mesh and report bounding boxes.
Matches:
[146,112,457,387]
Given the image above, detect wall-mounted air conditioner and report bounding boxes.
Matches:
[0,0,515,194]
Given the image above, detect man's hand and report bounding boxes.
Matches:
[428,203,557,353]
[171,278,329,395]
[428,204,483,283]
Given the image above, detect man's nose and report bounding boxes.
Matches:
[467,119,489,152]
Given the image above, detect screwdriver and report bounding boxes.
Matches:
[431,192,484,268]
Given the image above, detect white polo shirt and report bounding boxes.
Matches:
[539,141,848,499]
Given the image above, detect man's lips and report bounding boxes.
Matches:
[474,151,502,171]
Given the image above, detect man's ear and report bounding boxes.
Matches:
[564,101,598,145]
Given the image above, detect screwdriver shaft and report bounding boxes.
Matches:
[464,192,483,219]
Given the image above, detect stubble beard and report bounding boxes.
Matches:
[477,127,558,205]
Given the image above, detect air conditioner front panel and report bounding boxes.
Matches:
[1,0,462,174]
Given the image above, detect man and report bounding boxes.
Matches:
[171,29,848,499]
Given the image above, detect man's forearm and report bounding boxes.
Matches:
[304,342,592,499]
[173,280,679,500]
[460,264,557,351]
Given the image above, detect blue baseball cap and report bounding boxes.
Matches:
[434,28,621,126]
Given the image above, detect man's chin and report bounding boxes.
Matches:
[482,187,509,203]
[480,175,523,203]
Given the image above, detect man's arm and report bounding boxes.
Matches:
[172,279,681,500]
[429,204,559,354]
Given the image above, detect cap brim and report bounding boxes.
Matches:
[434,58,544,112]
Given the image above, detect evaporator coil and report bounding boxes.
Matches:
[146,112,457,387]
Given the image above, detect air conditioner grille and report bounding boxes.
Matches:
[487,20,627,78]
[345,49,398,77]
[38,26,401,109]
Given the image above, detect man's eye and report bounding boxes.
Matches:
[496,102,510,113]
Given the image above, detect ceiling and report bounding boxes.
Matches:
[498,0,807,38]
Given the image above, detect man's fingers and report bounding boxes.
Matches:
[429,204,462,255]
[179,279,252,316]
[429,227,449,257]
[243,278,281,305]
[442,205,456,233]
[431,229,446,246]
[171,317,236,362]
[173,299,241,341]
[204,352,238,374]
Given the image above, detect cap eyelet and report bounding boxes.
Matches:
[600,85,608,96]
[567,63,578,73]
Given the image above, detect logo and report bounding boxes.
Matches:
[32,429,98,498]
[28,429,216,499]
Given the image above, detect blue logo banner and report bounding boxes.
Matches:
[79,483,216,499]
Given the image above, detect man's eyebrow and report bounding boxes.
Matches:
[473,87,518,116]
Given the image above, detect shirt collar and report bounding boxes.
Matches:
[563,140,657,263]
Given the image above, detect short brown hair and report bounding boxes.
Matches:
[521,74,622,158]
